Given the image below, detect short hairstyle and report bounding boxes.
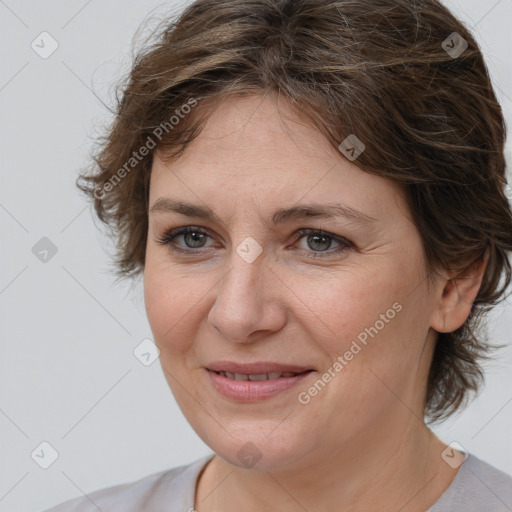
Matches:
[78,0,512,423]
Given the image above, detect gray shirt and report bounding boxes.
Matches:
[42,452,512,511]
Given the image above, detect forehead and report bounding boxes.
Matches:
[149,94,405,223]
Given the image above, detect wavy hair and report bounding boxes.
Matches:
[78,0,512,423]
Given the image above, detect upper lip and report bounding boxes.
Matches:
[205,361,314,374]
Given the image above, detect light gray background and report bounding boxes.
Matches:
[0,1,511,510]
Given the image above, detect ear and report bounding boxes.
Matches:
[430,251,489,334]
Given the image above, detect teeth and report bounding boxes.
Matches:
[216,371,302,380]
[248,373,268,381]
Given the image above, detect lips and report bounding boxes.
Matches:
[205,361,313,374]
[204,361,315,401]
[213,371,305,381]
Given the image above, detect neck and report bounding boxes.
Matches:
[195,414,460,512]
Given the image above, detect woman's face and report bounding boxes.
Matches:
[144,94,439,470]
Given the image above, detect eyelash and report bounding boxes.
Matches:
[155,226,353,259]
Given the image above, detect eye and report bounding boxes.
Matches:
[156,225,352,259]
[155,226,215,253]
[291,229,352,259]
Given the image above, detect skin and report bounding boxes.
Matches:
[144,93,487,511]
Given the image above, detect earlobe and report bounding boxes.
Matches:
[430,251,488,334]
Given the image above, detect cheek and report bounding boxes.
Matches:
[289,265,404,356]
[143,261,205,355]
[291,261,427,405]
[318,278,430,408]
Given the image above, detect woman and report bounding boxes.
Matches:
[44,0,512,510]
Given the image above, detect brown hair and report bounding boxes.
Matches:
[78,0,512,423]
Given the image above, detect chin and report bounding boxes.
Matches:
[196,420,311,471]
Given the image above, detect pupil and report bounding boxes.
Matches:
[185,232,206,248]
[308,234,330,251]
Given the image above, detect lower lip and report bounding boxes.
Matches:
[206,370,314,402]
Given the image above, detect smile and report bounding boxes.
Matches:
[212,371,306,380]
[206,367,314,402]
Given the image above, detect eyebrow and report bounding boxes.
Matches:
[149,198,377,225]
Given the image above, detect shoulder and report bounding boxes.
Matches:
[429,453,512,511]
[41,455,213,512]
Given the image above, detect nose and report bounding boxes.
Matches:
[208,250,287,343]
